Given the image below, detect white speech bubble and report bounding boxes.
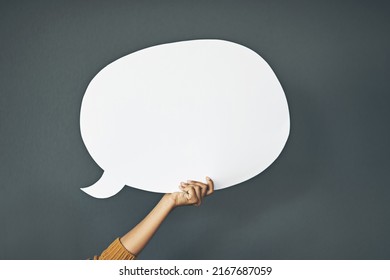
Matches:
[80,39,290,198]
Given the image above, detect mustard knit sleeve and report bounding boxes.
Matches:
[94,238,137,260]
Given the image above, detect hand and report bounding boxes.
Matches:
[166,176,214,208]
[118,177,214,257]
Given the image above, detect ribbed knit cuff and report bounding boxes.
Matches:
[95,238,137,260]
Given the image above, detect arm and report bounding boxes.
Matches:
[96,177,214,259]
[119,193,175,256]
[120,176,214,256]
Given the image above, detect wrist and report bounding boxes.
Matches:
[162,193,177,210]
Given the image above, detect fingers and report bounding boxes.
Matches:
[186,176,214,196]
[205,176,214,195]
[179,184,200,206]
[186,180,207,198]
[193,185,202,206]
[179,176,214,206]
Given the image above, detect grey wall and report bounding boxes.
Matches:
[1,0,389,259]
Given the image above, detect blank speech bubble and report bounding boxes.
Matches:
[80,39,290,198]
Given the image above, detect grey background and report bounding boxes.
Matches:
[1,0,389,260]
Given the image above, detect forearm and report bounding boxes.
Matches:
[120,194,175,256]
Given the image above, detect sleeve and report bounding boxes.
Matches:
[93,238,137,260]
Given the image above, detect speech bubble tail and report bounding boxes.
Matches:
[81,172,125,199]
